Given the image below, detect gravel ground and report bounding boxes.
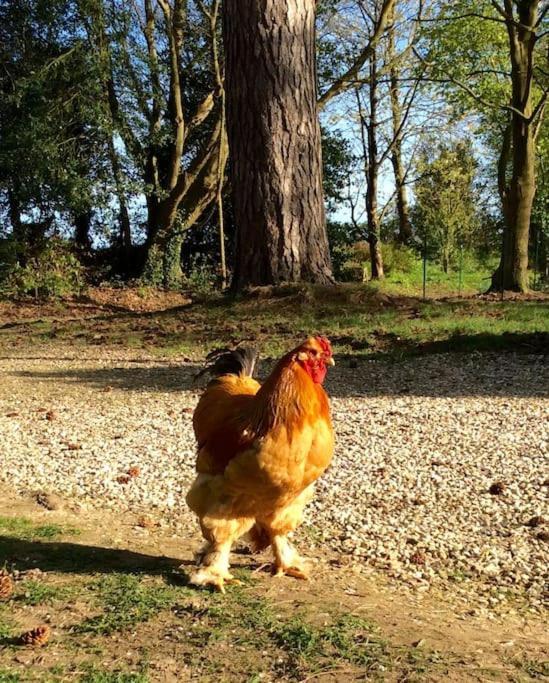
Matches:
[1,348,547,612]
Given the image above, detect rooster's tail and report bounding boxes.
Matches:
[194,347,259,383]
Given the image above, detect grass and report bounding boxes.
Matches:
[0,512,540,682]
[2,283,547,361]
[75,574,182,635]
[0,516,80,542]
[180,589,441,681]
[15,579,72,606]
[0,606,13,641]
[78,665,150,683]
[510,656,549,680]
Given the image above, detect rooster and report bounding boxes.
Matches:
[186,336,335,591]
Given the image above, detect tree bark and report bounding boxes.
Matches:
[387,16,412,244]
[7,186,26,266]
[223,0,333,289]
[74,210,92,251]
[366,53,383,279]
[356,61,384,280]
[490,0,541,293]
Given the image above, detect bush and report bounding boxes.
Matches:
[183,256,218,296]
[379,242,417,275]
[0,238,86,299]
[334,241,418,282]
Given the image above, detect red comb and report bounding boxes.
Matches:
[316,336,332,354]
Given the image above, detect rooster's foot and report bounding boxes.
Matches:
[273,561,309,581]
[189,568,241,594]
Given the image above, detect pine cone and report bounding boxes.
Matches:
[410,551,426,566]
[20,625,51,647]
[0,574,14,600]
[489,481,505,495]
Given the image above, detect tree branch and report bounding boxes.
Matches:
[413,48,529,120]
[318,0,396,109]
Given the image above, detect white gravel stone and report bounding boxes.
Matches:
[0,349,547,611]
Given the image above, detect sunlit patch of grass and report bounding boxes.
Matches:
[0,516,80,541]
[0,670,21,683]
[510,656,549,680]
[0,605,13,641]
[5,283,548,361]
[75,574,182,635]
[186,591,405,679]
[75,664,150,683]
[15,579,73,606]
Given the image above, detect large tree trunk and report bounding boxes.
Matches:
[223,0,333,289]
[490,1,540,293]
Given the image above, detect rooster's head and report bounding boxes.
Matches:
[294,336,335,384]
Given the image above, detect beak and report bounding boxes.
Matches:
[326,356,335,366]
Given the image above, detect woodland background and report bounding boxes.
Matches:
[0,0,547,298]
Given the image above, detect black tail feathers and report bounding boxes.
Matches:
[194,347,259,383]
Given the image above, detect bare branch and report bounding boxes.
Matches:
[413,48,529,120]
[318,0,396,109]
[419,13,507,25]
[491,0,509,21]
[188,92,215,131]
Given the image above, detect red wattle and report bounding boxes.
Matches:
[303,360,327,384]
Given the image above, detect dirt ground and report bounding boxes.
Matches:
[0,484,547,682]
[0,290,547,682]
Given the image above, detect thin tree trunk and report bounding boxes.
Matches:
[223,0,333,289]
[387,17,412,244]
[106,134,131,256]
[356,59,384,280]
[366,53,383,279]
[7,186,26,266]
[74,210,92,251]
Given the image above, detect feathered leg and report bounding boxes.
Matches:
[259,484,315,580]
[189,515,254,593]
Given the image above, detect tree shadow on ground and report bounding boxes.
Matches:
[10,332,548,398]
[0,536,191,575]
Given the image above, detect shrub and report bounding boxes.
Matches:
[0,238,86,299]
[380,242,418,275]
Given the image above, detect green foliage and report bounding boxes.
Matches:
[326,221,362,281]
[0,239,86,299]
[183,256,219,297]
[0,0,106,233]
[0,671,20,683]
[0,240,17,282]
[321,128,356,212]
[380,243,417,276]
[413,140,480,271]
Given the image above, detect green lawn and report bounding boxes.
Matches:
[1,283,547,359]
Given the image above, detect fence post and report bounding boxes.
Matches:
[458,244,463,296]
[422,231,427,301]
